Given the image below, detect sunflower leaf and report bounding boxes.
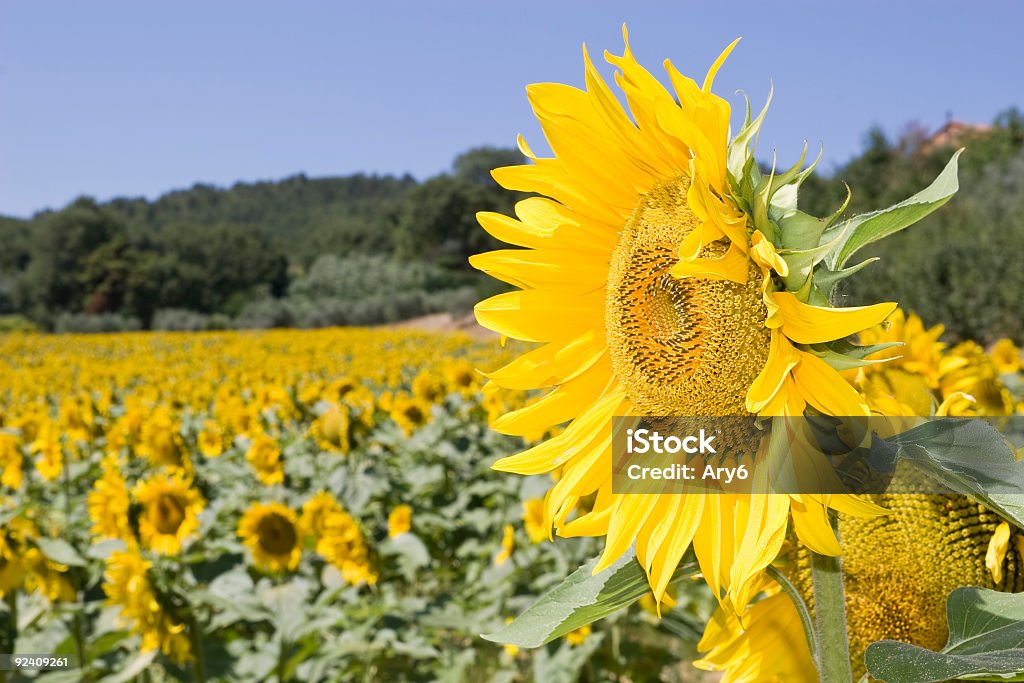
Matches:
[34,537,87,568]
[820,149,962,270]
[865,587,1024,682]
[481,549,698,648]
[885,418,1024,528]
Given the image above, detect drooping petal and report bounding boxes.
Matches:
[491,390,625,475]
[669,242,749,283]
[469,249,609,292]
[767,292,896,344]
[746,331,802,413]
[792,351,871,417]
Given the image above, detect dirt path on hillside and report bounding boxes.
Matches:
[387,312,497,340]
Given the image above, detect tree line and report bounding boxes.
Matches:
[1,111,1022,340]
[0,147,524,331]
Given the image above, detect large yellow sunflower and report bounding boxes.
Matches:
[472,27,954,612]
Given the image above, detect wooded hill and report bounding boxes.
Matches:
[1,111,1022,340]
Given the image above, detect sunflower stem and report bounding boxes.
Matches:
[1,591,17,683]
[189,616,207,683]
[809,517,853,683]
[765,565,817,661]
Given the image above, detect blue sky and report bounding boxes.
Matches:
[2,0,1021,218]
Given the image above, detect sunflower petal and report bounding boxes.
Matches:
[670,242,749,283]
[768,292,896,344]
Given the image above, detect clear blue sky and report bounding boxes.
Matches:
[2,0,1022,218]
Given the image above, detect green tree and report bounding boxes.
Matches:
[453,147,525,187]
[21,197,124,314]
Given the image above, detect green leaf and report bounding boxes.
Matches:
[87,629,131,660]
[865,587,1024,682]
[96,650,158,683]
[883,419,1024,528]
[532,633,606,683]
[35,538,87,567]
[481,549,698,648]
[821,149,962,269]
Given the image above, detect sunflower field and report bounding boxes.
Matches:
[0,328,724,683]
[1,318,1023,682]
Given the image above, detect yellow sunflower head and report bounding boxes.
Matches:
[88,457,132,541]
[444,358,480,396]
[237,501,302,573]
[939,340,1014,416]
[299,490,343,541]
[245,431,284,486]
[311,404,351,453]
[389,392,432,436]
[22,546,75,603]
[471,26,961,611]
[521,498,548,544]
[133,470,204,555]
[137,407,186,468]
[0,432,24,491]
[314,507,376,586]
[0,524,29,595]
[197,420,225,458]
[387,504,412,539]
[494,524,515,566]
[991,337,1022,375]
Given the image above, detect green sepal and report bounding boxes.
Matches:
[766,144,820,221]
[778,184,851,252]
[819,150,963,270]
[777,210,829,251]
[727,88,773,189]
[811,257,881,303]
[779,222,856,294]
[753,161,781,244]
[802,339,902,372]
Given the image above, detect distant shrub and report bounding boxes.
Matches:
[151,308,231,332]
[53,312,142,334]
[229,285,477,330]
[289,254,471,300]
[0,314,38,333]
[232,299,298,329]
[843,148,1024,342]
